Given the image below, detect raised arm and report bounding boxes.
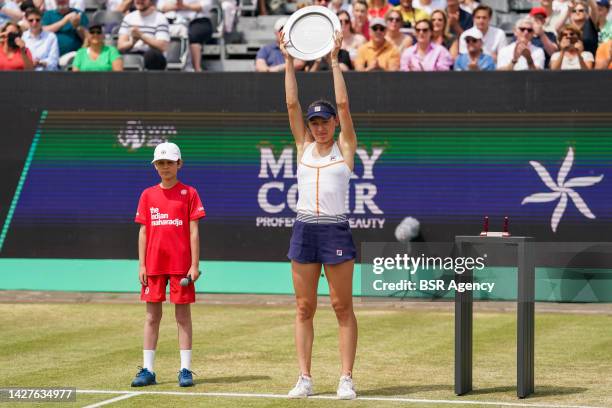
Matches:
[331,32,357,170]
[280,30,310,161]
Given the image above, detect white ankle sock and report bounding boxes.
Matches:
[143,350,155,372]
[180,349,192,370]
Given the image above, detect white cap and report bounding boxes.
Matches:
[152,142,181,163]
[370,17,387,28]
[463,27,483,40]
[274,17,288,32]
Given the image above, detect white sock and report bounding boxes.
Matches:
[180,349,192,370]
[143,350,155,372]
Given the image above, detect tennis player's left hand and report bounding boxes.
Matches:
[331,30,342,60]
[187,266,200,282]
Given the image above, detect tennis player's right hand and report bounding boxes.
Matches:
[139,266,147,286]
[279,30,291,61]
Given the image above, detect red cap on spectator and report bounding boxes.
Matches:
[529,7,548,17]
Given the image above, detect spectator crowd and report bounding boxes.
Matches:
[1,0,611,70]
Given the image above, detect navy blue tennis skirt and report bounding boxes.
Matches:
[287,220,356,264]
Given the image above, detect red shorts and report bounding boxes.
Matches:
[140,275,195,304]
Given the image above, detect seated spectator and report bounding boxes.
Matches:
[394,0,428,29]
[431,9,458,58]
[595,38,611,67]
[0,21,33,69]
[446,0,472,36]
[158,0,215,72]
[529,6,558,67]
[72,23,123,70]
[355,17,400,70]
[550,23,594,68]
[23,7,58,70]
[338,10,366,62]
[595,0,609,30]
[385,8,412,53]
[255,17,304,72]
[556,0,599,54]
[598,0,611,42]
[459,5,506,61]
[459,0,478,14]
[368,0,391,19]
[352,0,370,40]
[497,17,545,70]
[304,50,352,71]
[413,0,447,15]
[42,0,88,58]
[43,0,84,11]
[400,18,453,70]
[0,1,23,26]
[118,0,169,70]
[453,26,495,70]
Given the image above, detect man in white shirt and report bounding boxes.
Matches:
[23,7,59,70]
[459,5,506,61]
[118,0,170,69]
[497,17,545,70]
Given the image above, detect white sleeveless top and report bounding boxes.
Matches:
[296,142,352,216]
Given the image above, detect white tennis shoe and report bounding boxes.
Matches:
[336,374,356,400]
[288,374,313,398]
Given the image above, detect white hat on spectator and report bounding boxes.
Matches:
[463,27,483,40]
[369,17,387,28]
[274,17,288,32]
[152,142,181,163]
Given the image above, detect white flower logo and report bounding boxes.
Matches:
[521,147,604,233]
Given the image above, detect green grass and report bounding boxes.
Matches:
[0,303,610,407]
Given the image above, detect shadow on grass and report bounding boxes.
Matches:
[360,384,453,396]
[195,375,272,385]
[468,385,588,397]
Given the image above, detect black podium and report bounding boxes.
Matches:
[454,235,535,398]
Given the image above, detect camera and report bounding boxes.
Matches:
[7,32,20,49]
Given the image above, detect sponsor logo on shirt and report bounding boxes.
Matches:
[149,207,183,227]
[181,189,187,195]
[337,249,343,256]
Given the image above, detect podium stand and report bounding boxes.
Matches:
[454,235,535,398]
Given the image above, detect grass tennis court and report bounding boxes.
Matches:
[1,299,611,408]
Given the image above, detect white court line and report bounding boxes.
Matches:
[81,392,139,408]
[76,389,605,408]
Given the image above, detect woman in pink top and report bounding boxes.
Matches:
[400,19,454,71]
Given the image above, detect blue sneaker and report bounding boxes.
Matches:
[178,368,194,387]
[131,367,156,387]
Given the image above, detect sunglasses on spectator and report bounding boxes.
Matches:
[572,8,586,13]
[415,27,430,33]
[465,37,480,43]
[89,28,103,34]
[371,25,386,32]
[339,18,350,24]
[28,18,41,22]
[387,17,402,22]
[518,27,533,33]
[561,32,577,38]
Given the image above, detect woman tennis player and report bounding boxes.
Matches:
[280,31,359,400]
